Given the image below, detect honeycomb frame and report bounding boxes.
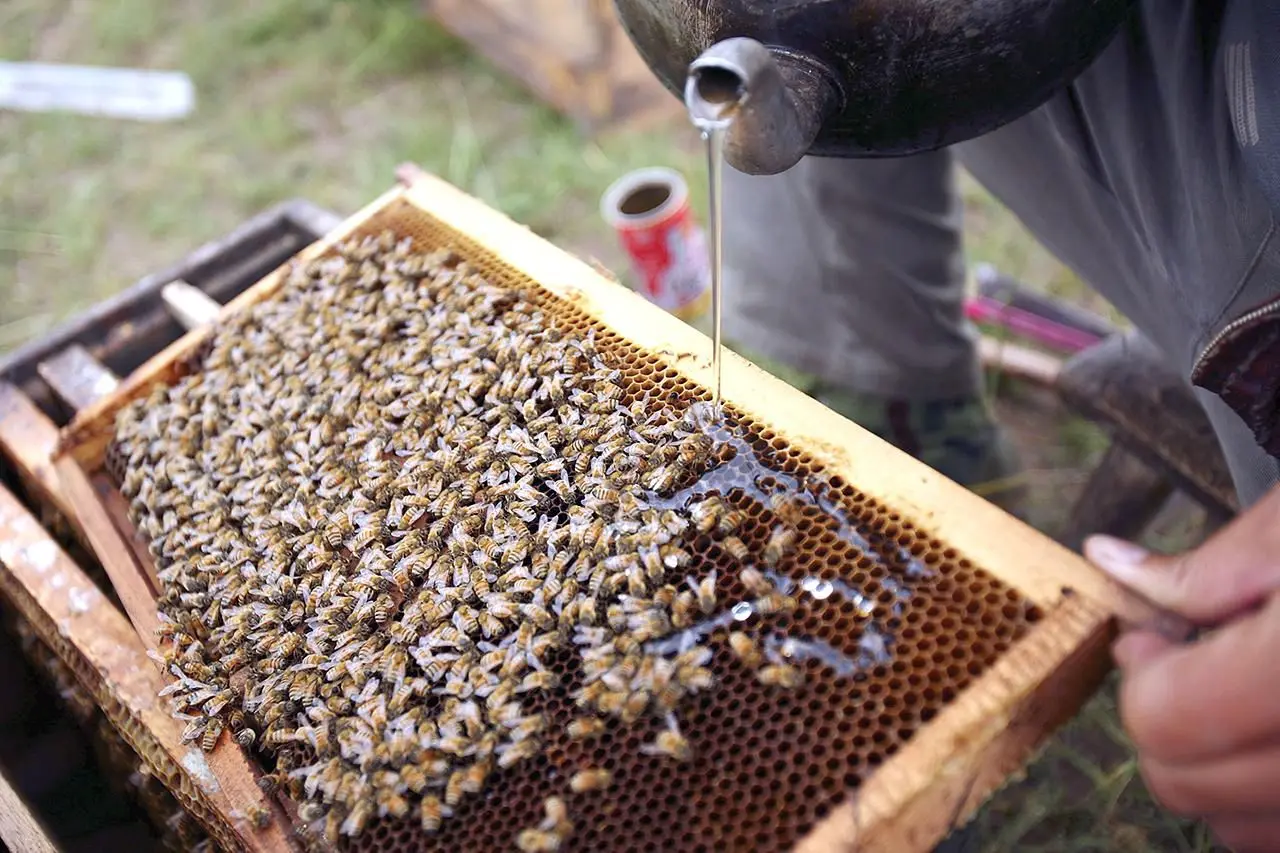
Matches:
[55,174,1119,853]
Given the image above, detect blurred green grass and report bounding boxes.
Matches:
[0,1,1218,850]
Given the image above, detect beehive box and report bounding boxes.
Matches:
[421,0,679,132]
[54,172,1126,853]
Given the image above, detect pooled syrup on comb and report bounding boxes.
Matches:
[649,403,930,585]
[638,401,926,666]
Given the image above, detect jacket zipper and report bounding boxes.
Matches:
[1191,298,1280,383]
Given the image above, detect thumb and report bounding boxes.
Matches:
[1084,485,1280,623]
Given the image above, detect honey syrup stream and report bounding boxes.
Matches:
[702,123,726,409]
[686,71,738,411]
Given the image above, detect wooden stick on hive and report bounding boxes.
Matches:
[47,170,1169,852]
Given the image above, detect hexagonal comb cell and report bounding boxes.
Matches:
[109,199,1041,853]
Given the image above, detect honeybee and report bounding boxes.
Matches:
[721,536,750,561]
[461,758,491,794]
[372,594,396,625]
[640,727,691,762]
[677,433,714,466]
[763,526,798,568]
[661,545,691,569]
[200,720,224,752]
[452,605,481,635]
[542,795,570,830]
[444,768,469,807]
[548,477,576,503]
[497,737,540,769]
[340,798,373,836]
[516,829,564,852]
[566,717,606,740]
[588,483,620,505]
[671,591,698,629]
[688,570,717,613]
[642,465,678,493]
[324,807,343,844]
[520,603,554,630]
[754,592,799,616]
[568,768,613,793]
[718,508,745,535]
[398,764,428,795]
[739,566,774,596]
[507,713,545,742]
[768,492,806,524]
[420,794,449,832]
[375,788,410,819]
[757,662,804,689]
[484,593,520,621]
[381,647,408,684]
[622,690,654,725]
[728,631,763,668]
[478,612,506,639]
[519,670,559,692]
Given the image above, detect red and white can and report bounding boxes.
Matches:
[601,167,711,323]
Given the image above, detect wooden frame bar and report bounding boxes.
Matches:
[0,476,293,852]
[50,171,1142,852]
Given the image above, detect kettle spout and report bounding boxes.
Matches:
[685,38,840,176]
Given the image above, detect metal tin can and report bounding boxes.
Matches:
[601,167,711,323]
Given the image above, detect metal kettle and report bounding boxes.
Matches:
[612,0,1135,174]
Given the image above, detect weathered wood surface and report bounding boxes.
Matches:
[2,351,295,852]
[1057,329,1237,517]
[1059,443,1175,552]
[36,344,121,416]
[0,762,62,853]
[977,336,1063,387]
[160,280,223,332]
[0,480,296,852]
[422,0,679,132]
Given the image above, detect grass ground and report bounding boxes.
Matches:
[0,1,1218,850]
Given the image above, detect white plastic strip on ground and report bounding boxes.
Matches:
[0,61,195,121]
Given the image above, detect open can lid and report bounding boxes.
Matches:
[600,167,690,229]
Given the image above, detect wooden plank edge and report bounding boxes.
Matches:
[396,173,1130,614]
[0,381,72,523]
[0,763,62,853]
[35,343,121,415]
[977,336,1063,387]
[0,484,297,853]
[794,593,1113,852]
[52,454,161,639]
[161,280,223,331]
[54,185,409,470]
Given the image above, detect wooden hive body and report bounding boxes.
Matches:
[421,0,679,132]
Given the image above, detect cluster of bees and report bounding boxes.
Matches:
[112,231,807,850]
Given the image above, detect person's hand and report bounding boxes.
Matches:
[1084,485,1280,853]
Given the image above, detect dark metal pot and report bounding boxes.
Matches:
[613,0,1135,174]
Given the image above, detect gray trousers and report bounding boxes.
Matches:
[723,0,1280,508]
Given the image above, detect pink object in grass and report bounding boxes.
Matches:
[964,295,1103,354]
